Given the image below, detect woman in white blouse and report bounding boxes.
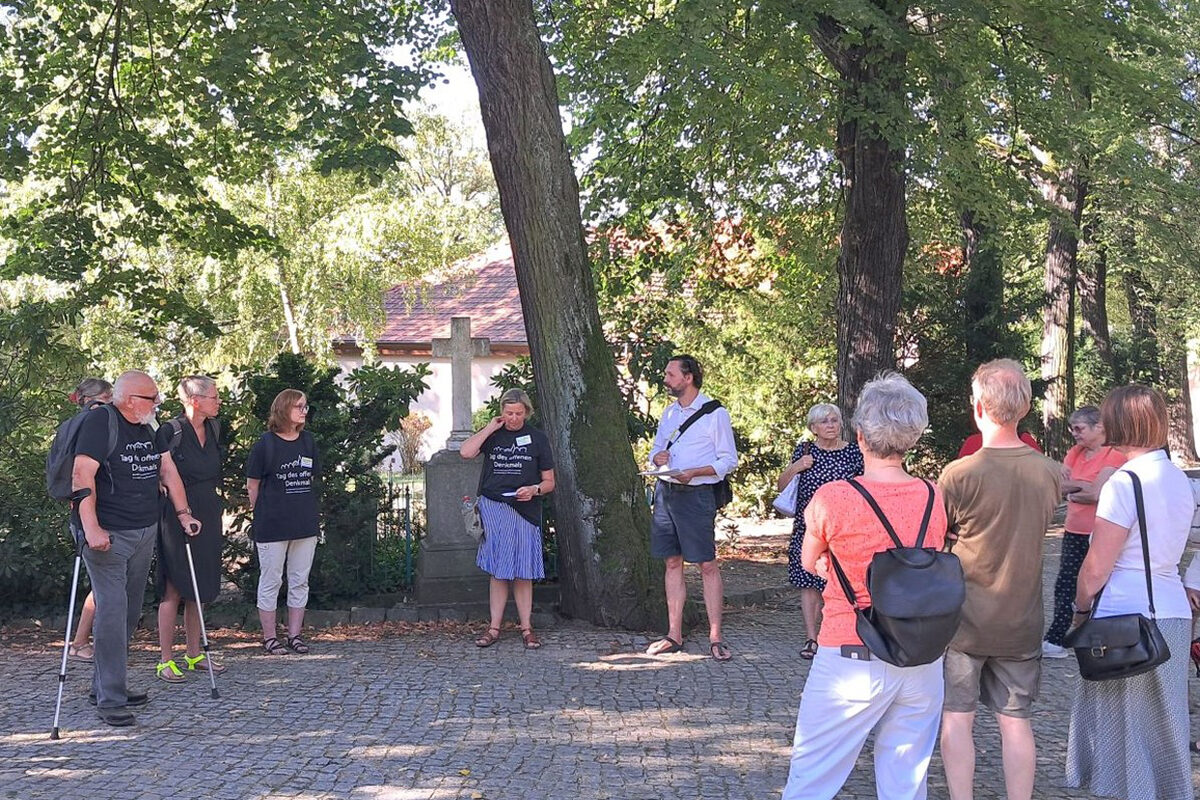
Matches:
[1066,385,1194,800]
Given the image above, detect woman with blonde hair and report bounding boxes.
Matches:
[461,388,556,650]
[776,402,863,659]
[246,389,321,655]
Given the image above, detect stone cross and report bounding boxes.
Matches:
[432,316,491,450]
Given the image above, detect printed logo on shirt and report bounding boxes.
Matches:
[120,441,161,480]
[490,442,534,476]
[275,454,315,495]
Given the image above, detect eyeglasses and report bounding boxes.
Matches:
[132,392,164,404]
[295,404,310,413]
[1069,424,1092,433]
[193,394,220,401]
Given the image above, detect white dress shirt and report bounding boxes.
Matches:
[648,391,738,485]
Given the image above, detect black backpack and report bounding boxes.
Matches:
[46,403,118,501]
[828,478,965,667]
[162,415,221,457]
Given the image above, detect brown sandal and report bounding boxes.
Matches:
[521,628,541,650]
[475,627,501,648]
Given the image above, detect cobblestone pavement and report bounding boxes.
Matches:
[2,533,1197,799]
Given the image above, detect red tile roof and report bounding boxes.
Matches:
[365,245,527,347]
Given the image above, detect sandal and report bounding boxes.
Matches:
[183,653,227,674]
[262,637,289,655]
[68,643,94,662]
[475,627,501,648]
[710,641,732,662]
[156,659,186,683]
[286,635,310,654]
[799,639,818,660]
[521,628,541,650]
[646,636,684,655]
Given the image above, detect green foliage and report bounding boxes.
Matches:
[222,353,431,603]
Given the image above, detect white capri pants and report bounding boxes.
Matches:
[782,648,944,800]
[256,537,319,611]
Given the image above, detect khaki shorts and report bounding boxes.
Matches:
[943,649,1041,718]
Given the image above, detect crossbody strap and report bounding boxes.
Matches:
[1090,470,1156,617]
[828,477,935,609]
[664,400,722,450]
[1126,471,1157,618]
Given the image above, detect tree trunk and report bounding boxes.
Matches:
[450,0,661,628]
[813,4,909,414]
[1122,264,1162,385]
[1077,203,1114,382]
[1038,171,1086,458]
[961,210,1005,364]
[1166,345,1199,462]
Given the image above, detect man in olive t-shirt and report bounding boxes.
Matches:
[937,360,1061,800]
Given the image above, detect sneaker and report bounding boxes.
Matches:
[1042,641,1070,659]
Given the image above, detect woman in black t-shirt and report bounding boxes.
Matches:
[246,389,321,656]
[461,389,556,650]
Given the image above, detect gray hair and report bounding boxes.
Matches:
[178,374,217,404]
[806,403,843,431]
[851,372,928,458]
[74,377,112,407]
[499,388,534,416]
[971,358,1031,426]
[1068,405,1101,427]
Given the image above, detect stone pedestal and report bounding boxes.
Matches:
[415,448,490,606]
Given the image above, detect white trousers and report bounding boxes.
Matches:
[781,649,944,800]
[256,536,319,611]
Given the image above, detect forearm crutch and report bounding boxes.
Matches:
[51,488,91,740]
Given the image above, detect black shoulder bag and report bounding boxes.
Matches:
[1064,471,1170,681]
[664,399,733,509]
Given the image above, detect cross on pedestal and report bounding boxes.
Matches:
[432,316,491,450]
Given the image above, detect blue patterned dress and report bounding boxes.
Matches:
[786,441,864,589]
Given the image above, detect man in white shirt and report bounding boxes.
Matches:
[646,355,738,661]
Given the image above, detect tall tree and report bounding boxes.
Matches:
[449,0,660,627]
[812,3,910,411]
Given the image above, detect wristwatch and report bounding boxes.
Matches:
[1071,600,1091,614]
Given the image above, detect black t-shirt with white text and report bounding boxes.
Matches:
[246,431,321,543]
[74,405,164,530]
[479,425,554,526]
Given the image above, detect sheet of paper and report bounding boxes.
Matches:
[639,468,687,478]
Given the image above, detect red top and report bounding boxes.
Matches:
[805,478,949,648]
[1062,444,1127,534]
[957,431,1042,458]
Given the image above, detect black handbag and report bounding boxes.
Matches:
[1063,471,1171,681]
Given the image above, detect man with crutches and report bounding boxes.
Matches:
[72,371,200,727]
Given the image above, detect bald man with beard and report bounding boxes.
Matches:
[72,370,199,726]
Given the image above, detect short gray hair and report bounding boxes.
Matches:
[1068,405,1100,427]
[851,372,928,458]
[178,374,216,404]
[499,388,533,416]
[806,403,843,431]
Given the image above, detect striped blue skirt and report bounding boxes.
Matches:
[476,496,545,581]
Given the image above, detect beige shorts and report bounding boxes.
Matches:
[943,648,1041,718]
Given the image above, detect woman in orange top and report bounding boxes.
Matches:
[781,373,948,800]
[1041,406,1126,658]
